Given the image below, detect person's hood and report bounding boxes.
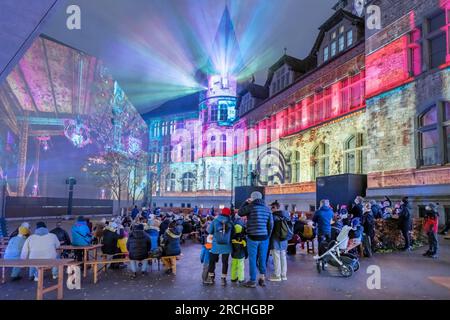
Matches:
[166,228,181,239]
[34,227,49,236]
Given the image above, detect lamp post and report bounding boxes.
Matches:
[65,177,77,216]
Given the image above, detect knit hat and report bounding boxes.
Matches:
[250,191,263,201]
[221,207,231,216]
[18,226,29,236]
[36,221,46,229]
[234,224,243,234]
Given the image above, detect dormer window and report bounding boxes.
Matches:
[240,93,253,114]
[347,30,353,47]
[339,26,345,34]
[271,65,291,96]
[339,34,345,51]
[324,46,329,61]
[331,41,337,57]
[332,31,337,39]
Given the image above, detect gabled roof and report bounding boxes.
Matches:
[264,54,311,87]
[239,82,269,100]
[309,9,364,57]
[142,92,200,120]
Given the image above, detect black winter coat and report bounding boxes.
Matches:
[231,233,248,259]
[351,203,363,219]
[102,229,120,255]
[127,230,151,261]
[398,202,412,230]
[50,227,72,245]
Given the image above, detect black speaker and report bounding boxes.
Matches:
[234,186,265,209]
[316,174,367,210]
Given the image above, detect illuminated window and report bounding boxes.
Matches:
[182,172,195,192]
[312,143,329,180]
[344,133,368,174]
[347,30,353,47]
[324,46,329,62]
[219,104,228,121]
[210,105,218,122]
[339,35,345,52]
[291,151,301,183]
[165,173,175,192]
[331,41,337,57]
[418,102,450,166]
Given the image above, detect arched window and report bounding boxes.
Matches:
[208,167,217,190]
[182,172,195,192]
[221,134,227,156]
[210,135,216,157]
[312,143,329,180]
[291,150,301,183]
[344,134,368,174]
[165,173,175,192]
[218,167,225,189]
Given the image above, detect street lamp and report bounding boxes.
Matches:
[65,177,77,216]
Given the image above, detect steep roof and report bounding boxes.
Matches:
[239,82,269,100]
[142,91,200,120]
[264,54,311,87]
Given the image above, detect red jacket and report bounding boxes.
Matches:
[423,217,439,233]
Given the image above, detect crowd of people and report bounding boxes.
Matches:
[1,193,442,286]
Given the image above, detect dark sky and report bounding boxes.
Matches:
[42,0,337,113]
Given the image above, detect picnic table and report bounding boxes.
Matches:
[58,244,102,278]
[0,259,77,300]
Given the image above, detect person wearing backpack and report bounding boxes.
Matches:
[238,191,273,288]
[204,207,234,286]
[269,201,291,282]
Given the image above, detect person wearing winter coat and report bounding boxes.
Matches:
[370,200,382,219]
[200,234,213,283]
[4,226,30,280]
[131,206,139,220]
[161,220,181,275]
[21,222,60,281]
[238,192,273,288]
[350,196,364,219]
[71,216,92,264]
[362,202,375,252]
[313,199,334,243]
[269,201,290,282]
[398,197,412,251]
[102,223,126,269]
[423,203,439,259]
[204,207,234,286]
[145,218,161,250]
[230,224,247,284]
[71,216,92,246]
[127,224,151,278]
[51,221,71,258]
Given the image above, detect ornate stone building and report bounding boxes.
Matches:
[143,0,450,222]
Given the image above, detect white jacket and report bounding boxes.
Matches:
[21,228,60,259]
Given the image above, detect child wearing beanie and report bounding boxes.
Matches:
[200,235,213,283]
[231,224,247,285]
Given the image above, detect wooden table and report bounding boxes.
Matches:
[0,259,76,300]
[58,244,102,278]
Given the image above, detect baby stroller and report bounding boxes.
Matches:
[314,226,360,277]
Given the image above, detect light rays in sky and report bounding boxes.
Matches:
[101,0,286,111]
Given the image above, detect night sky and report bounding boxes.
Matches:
[42,0,337,113]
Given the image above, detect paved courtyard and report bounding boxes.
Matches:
[1,220,450,300]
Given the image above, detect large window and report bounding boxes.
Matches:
[312,143,329,180]
[347,30,353,47]
[271,65,291,96]
[182,172,195,192]
[291,150,301,183]
[339,35,345,52]
[344,134,368,174]
[425,10,448,69]
[418,102,450,166]
[165,173,175,192]
[210,105,218,122]
[331,41,337,57]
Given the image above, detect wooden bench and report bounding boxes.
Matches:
[58,244,103,278]
[0,259,78,300]
[85,254,179,284]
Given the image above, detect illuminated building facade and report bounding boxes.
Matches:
[144,0,450,219]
